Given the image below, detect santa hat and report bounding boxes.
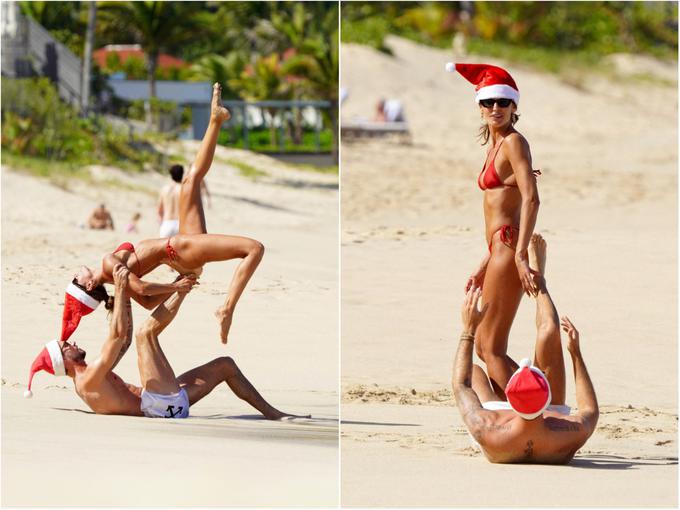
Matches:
[445,62,520,105]
[61,282,102,342]
[504,358,551,420]
[24,339,65,398]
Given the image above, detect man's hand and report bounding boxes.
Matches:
[112,264,129,290]
[561,316,580,354]
[461,287,487,335]
[174,274,198,295]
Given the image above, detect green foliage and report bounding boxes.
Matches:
[1,78,161,170]
[341,1,678,64]
[218,126,332,153]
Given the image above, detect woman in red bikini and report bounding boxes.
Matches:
[71,83,262,344]
[449,63,541,397]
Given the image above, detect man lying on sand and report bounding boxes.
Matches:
[26,264,301,420]
[452,234,599,464]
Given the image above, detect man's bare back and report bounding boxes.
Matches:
[159,182,181,222]
[472,408,589,464]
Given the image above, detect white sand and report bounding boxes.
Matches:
[1,144,338,506]
[341,36,677,506]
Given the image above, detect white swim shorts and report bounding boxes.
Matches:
[141,388,190,418]
[159,219,180,239]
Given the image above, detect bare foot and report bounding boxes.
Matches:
[211,83,230,123]
[215,307,233,344]
[265,410,312,420]
[528,233,547,276]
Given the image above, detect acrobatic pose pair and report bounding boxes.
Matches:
[70,82,260,346]
[448,64,599,463]
[27,263,297,418]
[26,84,299,419]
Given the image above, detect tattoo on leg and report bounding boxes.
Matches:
[523,439,534,460]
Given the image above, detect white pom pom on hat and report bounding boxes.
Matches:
[445,62,456,73]
[24,390,33,399]
[505,358,551,420]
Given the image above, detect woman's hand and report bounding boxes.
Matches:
[464,268,486,293]
[515,256,538,296]
[173,274,198,294]
[464,254,490,293]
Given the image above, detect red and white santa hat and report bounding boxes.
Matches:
[61,282,102,342]
[504,358,551,420]
[24,339,65,398]
[445,62,520,105]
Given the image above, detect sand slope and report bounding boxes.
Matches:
[341,36,677,506]
[1,144,338,507]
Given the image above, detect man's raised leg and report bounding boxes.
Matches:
[179,83,231,235]
[529,234,566,405]
[178,357,309,420]
[135,292,191,395]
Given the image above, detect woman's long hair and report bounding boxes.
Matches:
[478,108,520,146]
[70,279,114,311]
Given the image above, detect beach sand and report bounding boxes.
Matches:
[1,145,338,506]
[341,36,677,506]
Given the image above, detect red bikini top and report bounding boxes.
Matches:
[111,242,142,275]
[113,242,135,253]
[478,137,541,190]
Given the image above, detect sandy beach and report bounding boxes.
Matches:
[1,145,338,506]
[341,36,677,506]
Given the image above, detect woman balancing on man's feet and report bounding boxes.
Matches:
[67,83,263,345]
[447,63,542,398]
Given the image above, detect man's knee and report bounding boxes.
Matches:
[218,356,239,376]
[136,322,155,345]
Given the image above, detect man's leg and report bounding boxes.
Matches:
[179,83,230,235]
[529,234,566,405]
[135,295,188,395]
[177,357,308,420]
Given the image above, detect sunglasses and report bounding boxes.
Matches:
[480,98,513,108]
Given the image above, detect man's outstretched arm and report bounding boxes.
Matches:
[561,317,599,436]
[90,265,132,380]
[452,330,487,442]
[453,288,490,442]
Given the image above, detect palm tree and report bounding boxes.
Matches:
[190,52,247,100]
[97,1,201,127]
[276,5,339,161]
[229,53,293,147]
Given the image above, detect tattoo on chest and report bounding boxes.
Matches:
[523,439,534,459]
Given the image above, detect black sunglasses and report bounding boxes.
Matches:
[480,98,513,108]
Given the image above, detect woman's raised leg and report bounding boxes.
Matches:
[474,239,523,399]
[179,83,231,235]
[175,234,264,344]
